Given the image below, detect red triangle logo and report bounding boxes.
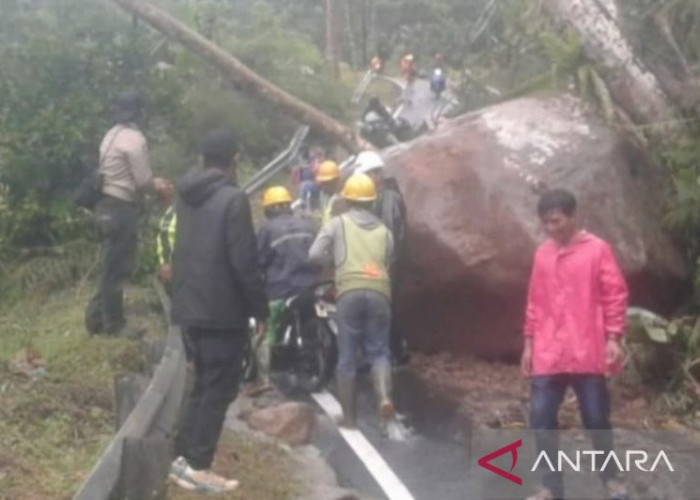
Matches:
[477,439,523,485]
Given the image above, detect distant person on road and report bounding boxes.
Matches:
[85,89,171,339]
[256,185,317,389]
[309,173,396,430]
[430,53,447,100]
[399,54,417,104]
[521,189,630,500]
[353,151,409,366]
[169,130,268,493]
[370,55,383,74]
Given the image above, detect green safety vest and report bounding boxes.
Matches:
[336,214,391,300]
[322,193,338,226]
[156,206,177,266]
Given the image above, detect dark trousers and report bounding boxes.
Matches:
[530,374,616,498]
[175,328,245,470]
[85,196,138,334]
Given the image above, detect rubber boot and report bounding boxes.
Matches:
[371,361,395,422]
[336,376,357,427]
[256,340,271,385]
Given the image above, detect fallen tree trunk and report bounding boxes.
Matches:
[111,0,371,153]
[544,0,682,141]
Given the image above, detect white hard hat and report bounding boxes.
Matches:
[353,151,385,174]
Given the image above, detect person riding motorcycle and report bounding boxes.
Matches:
[309,173,397,429]
[257,186,318,387]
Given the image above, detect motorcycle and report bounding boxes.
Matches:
[243,283,338,393]
[357,97,414,148]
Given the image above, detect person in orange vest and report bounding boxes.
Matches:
[309,173,396,430]
[399,54,416,83]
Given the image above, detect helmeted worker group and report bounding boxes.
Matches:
[86,91,631,499]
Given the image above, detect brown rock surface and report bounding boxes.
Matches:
[247,402,316,446]
[383,94,689,358]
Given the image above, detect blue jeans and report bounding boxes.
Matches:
[336,290,391,377]
[530,374,616,498]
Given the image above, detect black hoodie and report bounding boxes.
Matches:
[171,168,268,331]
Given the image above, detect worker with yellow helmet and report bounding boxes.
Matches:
[256,185,318,388]
[316,160,346,225]
[309,173,397,430]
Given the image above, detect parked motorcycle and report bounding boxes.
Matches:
[243,283,337,393]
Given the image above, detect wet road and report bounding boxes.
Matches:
[394,78,456,132]
[311,370,476,500]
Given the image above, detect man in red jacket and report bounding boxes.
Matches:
[522,189,630,500]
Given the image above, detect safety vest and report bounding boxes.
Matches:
[336,214,391,300]
[156,206,177,266]
[322,193,338,226]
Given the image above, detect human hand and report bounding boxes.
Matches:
[153,177,173,201]
[157,263,172,284]
[606,336,624,373]
[520,339,533,377]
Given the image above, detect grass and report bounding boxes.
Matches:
[0,284,164,499]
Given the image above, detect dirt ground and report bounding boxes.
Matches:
[410,352,684,431]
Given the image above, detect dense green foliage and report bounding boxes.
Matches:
[1,0,700,305]
[0,0,349,267]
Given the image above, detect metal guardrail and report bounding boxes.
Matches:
[242,125,310,196]
[74,282,186,500]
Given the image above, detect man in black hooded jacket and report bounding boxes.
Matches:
[169,130,268,493]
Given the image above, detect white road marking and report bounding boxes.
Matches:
[312,390,416,500]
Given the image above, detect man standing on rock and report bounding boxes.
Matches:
[169,130,268,493]
[309,173,396,429]
[353,151,409,366]
[521,189,630,500]
[85,89,171,339]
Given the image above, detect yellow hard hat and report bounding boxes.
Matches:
[262,186,293,208]
[341,173,377,202]
[316,160,340,182]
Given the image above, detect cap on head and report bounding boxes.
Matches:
[341,173,377,202]
[262,186,293,208]
[353,151,385,175]
[316,160,340,182]
[201,129,238,168]
[114,89,144,123]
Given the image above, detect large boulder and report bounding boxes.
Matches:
[383,94,690,358]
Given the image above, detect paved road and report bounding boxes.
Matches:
[311,370,477,500]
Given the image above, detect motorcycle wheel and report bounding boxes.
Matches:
[295,318,336,393]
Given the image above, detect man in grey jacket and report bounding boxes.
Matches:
[309,173,396,430]
[169,129,268,493]
[85,90,170,338]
